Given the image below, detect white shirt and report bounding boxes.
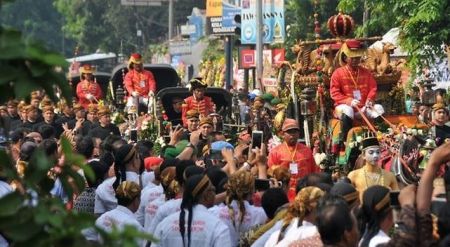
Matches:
[264,219,317,247]
[251,221,283,247]
[135,184,164,226]
[153,204,232,247]
[147,198,182,234]
[209,200,267,246]
[144,196,166,232]
[141,171,155,189]
[94,205,144,245]
[0,181,13,247]
[94,171,140,215]
[368,230,391,247]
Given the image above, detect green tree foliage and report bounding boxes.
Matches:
[54,0,205,55]
[0,1,155,245]
[339,0,450,73]
[0,0,75,56]
[284,0,341,59]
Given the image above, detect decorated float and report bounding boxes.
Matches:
[275,12,433,185]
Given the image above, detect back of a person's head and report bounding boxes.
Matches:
[38,124,55,140]
[19,141,37,161]
[76,137,94,159]
[115,181,141,207]
[136,140,153,158]
[111,138,127,156]
[101,135,123,154]
[296,172,330,193]
[261,188,288,219]
[184,166,204,180]
[205,166,228,194]
[176,160,195,186]
[87,160,109,188]
[10,129,24,144]
[40,138,57,157]
[316,194,354,245]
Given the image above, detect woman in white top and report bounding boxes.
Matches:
[144,166,180,232]
[94,144,142,215]
[153,174,232,247]
[358,185,393,247]
[209,170,267,246]
[93,181,145,245]
[264,186,325,247]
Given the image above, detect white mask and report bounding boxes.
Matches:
[364,146,380,165]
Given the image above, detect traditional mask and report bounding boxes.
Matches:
[364,146,380,165]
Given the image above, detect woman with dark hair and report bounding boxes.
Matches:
[359,185,393,247]
[153,174,231,247]
[264,186,324,247]
[209,170,267,246]
[147,161,204,235]
[143,167,180,233]
[94,144,142,215]
[93,181,143,245]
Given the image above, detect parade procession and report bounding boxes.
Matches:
[1,0,450,246]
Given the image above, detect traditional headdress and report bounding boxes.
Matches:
[79,64,95,74]
[186,109,200,120]
[341,39,366,58]
[128,53,143,69]
[115,181,141,201]
[360,131,379,150]
[188,77,207,92]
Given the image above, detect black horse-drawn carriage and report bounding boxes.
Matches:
[108,64,233,135]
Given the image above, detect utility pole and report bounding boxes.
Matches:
[168,0,174,40]
[255,0,263,90]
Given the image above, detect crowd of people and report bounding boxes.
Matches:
[0,44,449,247]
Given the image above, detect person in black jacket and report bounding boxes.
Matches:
[88,107,120,141]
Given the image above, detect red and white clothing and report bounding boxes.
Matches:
[330,65,377,108]
[153,205,232,247]
[147,198,182,234]
[94,205,144,245]
[182,96,215,126]
[268,143,319,201]
[94,171,140,215]
[124,69,156,97]
[264,219,318,247]
[135,184,164,226]
[330,65,384,119]
[76,80,102,109]
[209,200,267,246]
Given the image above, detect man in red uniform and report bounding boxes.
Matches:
[181,77,215,127]
[268,118,319,200]
[76,64,103,109]
[330,40,384,145]
[123,53,156,111]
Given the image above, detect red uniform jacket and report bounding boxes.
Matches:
[124,69,156,96]
[268,142,319,201]
[181,96,215,126]
[330,65,377,108]
[76,80,102,109]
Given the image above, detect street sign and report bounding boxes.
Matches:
[222,1,240,29]
[181,25,196,36]
[241,49,255,68]
[239,48,285,68]
[241,0,285,44]
[120,0,166,6]
[169,40,192,55]
[206,16,235,35]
